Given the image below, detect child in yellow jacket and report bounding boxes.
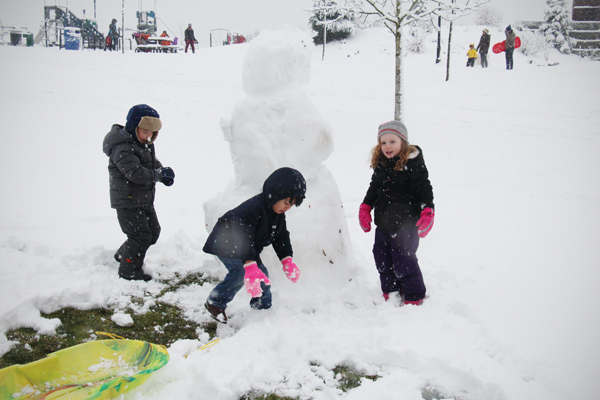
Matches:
[466,44,477,67]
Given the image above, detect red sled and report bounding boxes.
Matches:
[492,36,521,53]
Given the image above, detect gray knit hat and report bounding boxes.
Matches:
[378,120,408,142]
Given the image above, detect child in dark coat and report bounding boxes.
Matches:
[203,167,306,323]
[359,121,434,305]
[103,104,175,281]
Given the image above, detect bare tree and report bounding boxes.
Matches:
[434,0,489,82]
[359,0,487,119]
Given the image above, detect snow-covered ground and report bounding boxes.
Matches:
[1,25,599,400]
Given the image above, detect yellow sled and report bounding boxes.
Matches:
[0,339,169,400]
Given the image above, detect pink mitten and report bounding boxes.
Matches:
[359,203,372,232]
[243,262,271,297]
[416,207,435,238]
[281,257,300,283]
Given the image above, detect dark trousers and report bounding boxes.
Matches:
[185,40,195,53]
[466,58,475,67]
[116,205,161,277]
[207,257,272,310]
[373,227,426,301]
[480,53,488,68]
[505,48,514,69]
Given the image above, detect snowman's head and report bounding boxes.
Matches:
[242,29,312,96]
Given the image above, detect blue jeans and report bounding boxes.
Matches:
[207,257,272,310]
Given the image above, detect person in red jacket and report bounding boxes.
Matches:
[159,30,170,46]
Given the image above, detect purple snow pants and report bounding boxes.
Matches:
[373,227,426,301]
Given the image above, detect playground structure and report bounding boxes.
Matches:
[132,10,180,53]
[210,29,247,47]
[36,6,106,49]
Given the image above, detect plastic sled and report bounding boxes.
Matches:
[0,339,169,400]
[492,36,521,53]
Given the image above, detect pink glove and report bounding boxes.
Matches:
[243,262,271,298]
[416,207,435,238]
[359,203,372,232]
[281,257,300,283]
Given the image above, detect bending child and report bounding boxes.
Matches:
[103,104,175,281]
[203,167,306,323]
[359,121,434,306]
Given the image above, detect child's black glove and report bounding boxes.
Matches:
[158,167,175,186]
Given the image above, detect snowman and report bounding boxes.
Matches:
[204,28,353,280]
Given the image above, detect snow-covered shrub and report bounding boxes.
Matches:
[406,26,430,54]
[474,5,503,28]
[520,29,552,59]
[310,0,356,44]
[539,0,572,54]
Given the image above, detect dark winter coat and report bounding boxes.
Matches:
[103,124,162,209]
[505,30,516,50]
[184,27,196,42]
[477,33,490,54]
[203,168,306,264]
[362,146,434,231]
[109,22,119,39]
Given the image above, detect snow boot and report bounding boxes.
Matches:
[118,253,151,281]
[119,268,152,282]
[404,298,424,306]
[114,243,126,263]
[204,301,227,324]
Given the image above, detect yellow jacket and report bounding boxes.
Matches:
[467,48,478,58]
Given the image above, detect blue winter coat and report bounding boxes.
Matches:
[203,168,306,264]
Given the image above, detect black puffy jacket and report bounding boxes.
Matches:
[102,124,162,209]
[362,146,434,231]
[203,168,306,264]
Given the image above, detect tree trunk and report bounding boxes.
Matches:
[322,21,327,60]
[446,21,453,81]
[436,16,441,63]
[394,25,403,120]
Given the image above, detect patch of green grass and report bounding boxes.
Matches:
[0,271,222,369]
[333,365,378,392]
[158,271,218,296]
[241,393,297,400]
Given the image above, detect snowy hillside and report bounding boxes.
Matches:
[1,25,599,400]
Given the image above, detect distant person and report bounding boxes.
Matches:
[466,44,478,67]
[505,25,516,70]
[108,18,119,51]
[102,104,176,281]
[184,23,196,53]
[359,121,435,306]
[203,168,306,323]
[160,30,170,46]
[476,28,490,68]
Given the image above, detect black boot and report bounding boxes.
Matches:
[120,269,152,282]
[204,302,227,323]
[114,243,126,263]
[118,250,151,281]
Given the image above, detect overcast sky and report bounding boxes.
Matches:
[1,0,564,47]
